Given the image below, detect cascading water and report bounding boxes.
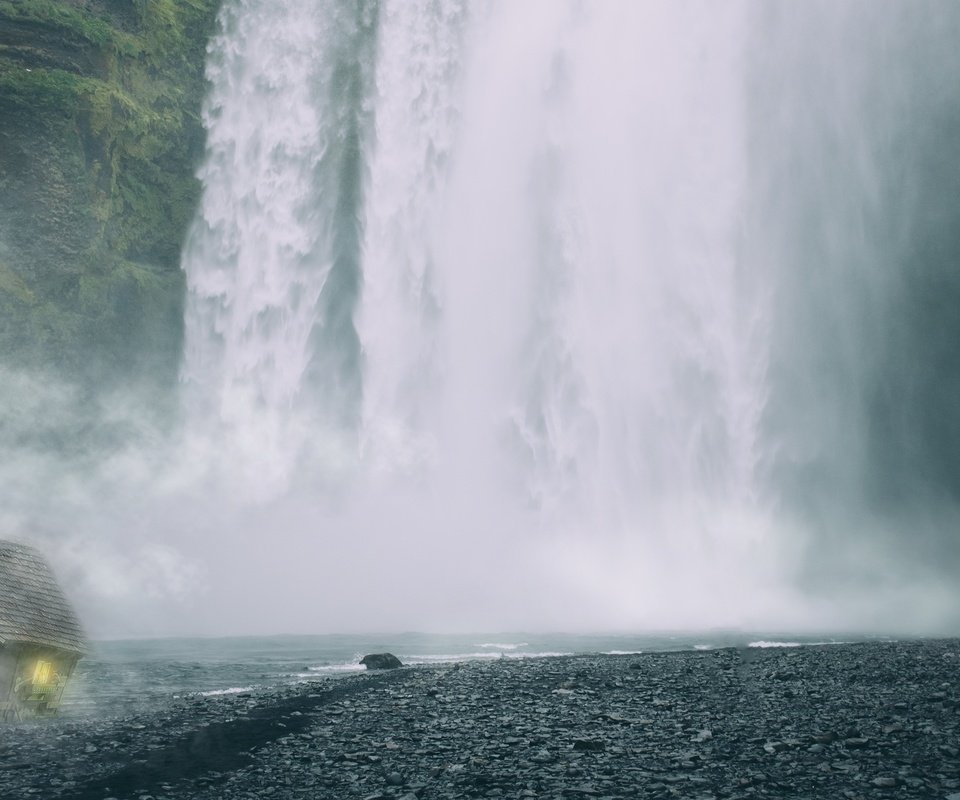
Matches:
[181,0,378,495]
[745,1,960,616]
[169,0,960,633]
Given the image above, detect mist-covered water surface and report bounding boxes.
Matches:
[3,0,960,637]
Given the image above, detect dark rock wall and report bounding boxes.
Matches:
[0,0,221,389]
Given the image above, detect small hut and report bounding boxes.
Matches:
[0,541,87,719]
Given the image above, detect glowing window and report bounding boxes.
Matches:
[32,661,52,685]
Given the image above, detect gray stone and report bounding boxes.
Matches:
[843,737,870,749]
[385,771,403,786]
[360,653,404,670]
[573,739,606,752]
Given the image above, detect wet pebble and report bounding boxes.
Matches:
[0,640,958,800]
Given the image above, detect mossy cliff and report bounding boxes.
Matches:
[0,0,220,388]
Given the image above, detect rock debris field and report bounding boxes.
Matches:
[0,640,958,799]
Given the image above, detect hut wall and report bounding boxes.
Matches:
[0,646,18,703]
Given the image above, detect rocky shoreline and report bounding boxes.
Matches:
[0,639,958,799]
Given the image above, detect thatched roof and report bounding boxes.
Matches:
[0,541,87,655]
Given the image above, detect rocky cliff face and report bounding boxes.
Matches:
[0,0,220,389]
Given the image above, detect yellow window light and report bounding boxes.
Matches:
[32,661,52,685]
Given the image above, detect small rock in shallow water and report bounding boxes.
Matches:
[360,653,403,670]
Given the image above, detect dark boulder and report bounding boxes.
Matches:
[360,653,403,670]
[573,739,606,752]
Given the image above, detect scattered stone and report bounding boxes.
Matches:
[882,723,904,734]
[872,777,899,787]
[0,640,957,800]
[843,737,870,749]
[572,739,606,752]
[595,712,631,725]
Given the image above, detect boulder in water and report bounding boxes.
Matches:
[360,653,403,670]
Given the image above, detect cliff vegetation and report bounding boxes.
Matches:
[0,0,220,388]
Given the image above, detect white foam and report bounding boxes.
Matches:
[404,651,572,664]
[307,663,366,672]
[198,686,255,696]
[475,642,529,650]
[747,641,802,648]
[603,650,643,655]
[693,644,714,651]
[806,640,853,647]
[748,640,853,649]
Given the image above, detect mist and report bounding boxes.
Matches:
[3,0,960,640]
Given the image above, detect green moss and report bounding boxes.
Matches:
[0,0,140,55]
[0,0,221,387]
[0,262,36,304]
[78,258,160,315]
[0,64,92,111]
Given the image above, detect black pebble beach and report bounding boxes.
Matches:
[1,639,959,800]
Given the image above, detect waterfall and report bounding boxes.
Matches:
[174,0,960,632]
[181,0,378,495]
